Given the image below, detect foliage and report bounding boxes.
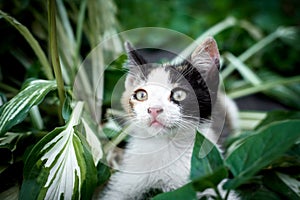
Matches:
[0,0,299,199]
[152,118,300,199]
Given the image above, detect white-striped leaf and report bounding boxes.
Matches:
[82,118,103,165]
[20,102,97,200]
[0,79,57,136]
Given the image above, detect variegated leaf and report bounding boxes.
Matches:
[20,102,97,200]
[82,118,103,165]
[0,79,57,136]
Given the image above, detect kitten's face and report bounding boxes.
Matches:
[125,66,199,135]
[122,38,220,136]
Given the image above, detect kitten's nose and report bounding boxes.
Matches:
[147,107,163,118]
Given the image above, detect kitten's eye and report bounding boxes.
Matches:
[133,89,148,101]
[171,89,187,102]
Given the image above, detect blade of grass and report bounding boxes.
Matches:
[0,10,53,80]
[56,0,78,83]
[173,16,237,63]
[75,0,87,69]
[86,0,105,123]
[238,20,263,40]
[48,0,65,123]
[103,125,130,154]
[56,0,76,45]
[228,75,300,99]
[224,52,262,85]
[221,27,297,79]
[239,112,267,130]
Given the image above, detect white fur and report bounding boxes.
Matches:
[97,67,240,200]
[100,126,196,200]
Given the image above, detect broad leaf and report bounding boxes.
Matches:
[192,167,228,192]
[20,102,97,200]
[190,131,227,191]
[224,120,300,189]
[0,79,57,136]
[152,183,197,200]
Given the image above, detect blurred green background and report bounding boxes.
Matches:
[115,0,300,75]
[0,1,300,198]
[0,0,300,109]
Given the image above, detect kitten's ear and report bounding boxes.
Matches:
[124,41,148,89]
[191,36,220,73]
[191,37,220,100]
[125,41,147,66]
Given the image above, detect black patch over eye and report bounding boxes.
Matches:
[132,89,148,101]
[170,88,187,103]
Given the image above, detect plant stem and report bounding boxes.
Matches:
[48,0,65,124]
[224,190,230,200]
[103,126,130,154]
[214,186,224,200]
[29,106,44,130]
[239,111,266,120]
[224,52,262,85]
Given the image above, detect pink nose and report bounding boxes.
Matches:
[147,107,163,118]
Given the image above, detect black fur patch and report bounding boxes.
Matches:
[167,61,213,121]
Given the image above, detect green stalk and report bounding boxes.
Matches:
[224,52,262,85]
[48,0,65,124]
[228,75,300,99]
[213,186,224,200]
[238,111,266,130]
[29,106,44,130]
[0,10,53,80]
[239,111,266,120]
[104,126,130,154]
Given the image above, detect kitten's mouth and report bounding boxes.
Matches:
[150,120,164,128]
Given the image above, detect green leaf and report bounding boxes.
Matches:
[224,120,300,189]
[20,102,97,200]
[82,118,103,165]
[96,162,111,186]
[263,172,300,200]
[192,167,228,192]
[151,183,197,200]
[255,110,300,130]
[238,186,281,200]
[0,10,53,79]
[190,131,227,191]
[62,92,72,122]
[0,132,31,165]
[0,79,57,136]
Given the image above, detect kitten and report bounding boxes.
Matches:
[99,37,239,200]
